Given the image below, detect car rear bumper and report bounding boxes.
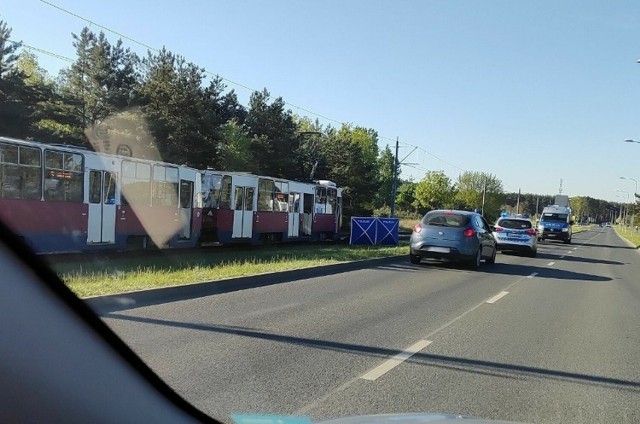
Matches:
[496,242,535,252]
[410,245,476,261]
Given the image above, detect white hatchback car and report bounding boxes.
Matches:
[493,215,538,257]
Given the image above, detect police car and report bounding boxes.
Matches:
[537,205,573,244]
[492,213,538,257]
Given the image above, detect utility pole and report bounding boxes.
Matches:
[390,136,399,217]
[620,204,624,225]
[481,178,487,216]
[516,188,521,214]
[625,203,629,227]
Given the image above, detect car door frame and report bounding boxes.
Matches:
[478,215,496,258]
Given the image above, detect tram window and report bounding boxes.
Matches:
[65,154,83,173]
[165,167,178,183]
[153,182,178,207]
[122,161,136,178]
[20,147,40,166]
[152,165,178,207]
[0,144,41,200]
[121,160,151,206]
[327,188,337,215]
[44,150,83,202]
[275,181,289,212]
[89,171,101,204]
[201,173,222,208]
[104,172,116,204]
[258,178,274,211]
[234,187,244,210]
[180,180,193,209]
[45,150,63,170]
[292,193,301,213]
[22,167,42,200]
[245,188,254,211]
[136,163,151,179]
[0,144,18,164]
[153,165,166,181]
[315,187,327,214]
[220,175,232,209]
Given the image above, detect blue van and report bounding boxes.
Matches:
[537,205,574,244]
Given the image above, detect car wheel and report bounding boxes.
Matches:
[564,238,571,244]
[537,237,542,242]
[486,246,496,264]
[529,249,537,258]
[409,254,421,264]
[467,248,482,270]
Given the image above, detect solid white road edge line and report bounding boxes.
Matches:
[360,340,433,381]
[486,291,509,304]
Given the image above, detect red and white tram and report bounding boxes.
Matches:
[0,136,342,253]
[200,171,342,244]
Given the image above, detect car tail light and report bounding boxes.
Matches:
[463,228,476,237]
[526,229,536,236]
[494,226,504,232]
[413,223,422,233]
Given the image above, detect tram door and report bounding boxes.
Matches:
[288,192,300,238]
[87,170,116,244]
[179,180,193,239]
[232,176,255,239]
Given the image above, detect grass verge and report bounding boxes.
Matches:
[614,226,640,248]
[49,243,409,298]
[399,219,419,232]
[571,224,593,235]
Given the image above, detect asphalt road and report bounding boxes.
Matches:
[102,227,640,423]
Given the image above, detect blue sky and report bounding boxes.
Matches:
[3,0,640,201]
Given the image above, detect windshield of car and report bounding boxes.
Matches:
[423,212,470,227]
[2,2,640,424]
[497,219,532,229]
[541,213,568,222]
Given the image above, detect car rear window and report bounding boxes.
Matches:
[498,219,532,229]
[423,212,470,227]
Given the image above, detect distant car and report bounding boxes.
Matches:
[493,215,537,257]
[409,210,497,269]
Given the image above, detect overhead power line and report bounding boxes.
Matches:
[39,0,156,52]
[37,0,345,127]
[35,0,478,178]
[7,39,74,63]
[391,138,466,173]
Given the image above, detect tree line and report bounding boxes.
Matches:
[393,170,629,223]
[0,19,628,223]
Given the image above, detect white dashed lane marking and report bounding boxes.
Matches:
[360,340,433,381]
[486,291,509,304]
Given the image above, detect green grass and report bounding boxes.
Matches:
[614,226,640,248]
[571,224,593,234]
[399,219,419,232]
[48,243,409,298]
